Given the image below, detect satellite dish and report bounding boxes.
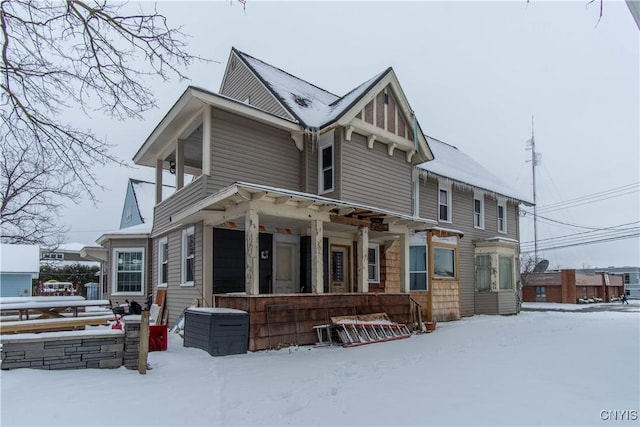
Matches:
[533,259,549,273]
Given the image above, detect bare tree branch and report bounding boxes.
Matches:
[0,0,210,244]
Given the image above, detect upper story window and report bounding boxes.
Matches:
[368,244,380,283]
[438,183,452,223]
[624,273,630,284]
[473,192,484,229]
[158,237,168,288]
[318,132,334,194]
[113,248,144,295]
[497,199,507,233]
[181,226,195,286]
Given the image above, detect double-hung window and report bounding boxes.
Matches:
[158,237,168,288]
[318,132,334,194]
[438,183,452,222]
[498,256,514,290]
[535,286,546,298]
[497,199,507,233]
[475,254,491,291]
[368,244,380,283]
[410,245,428,291]
[181,226,195,286]
[473,192,484,229]
[113,248,144,295]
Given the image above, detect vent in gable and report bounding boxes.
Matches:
[293,95,310,108]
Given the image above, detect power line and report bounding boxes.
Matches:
[519,221,640,245]
[520,227,639,251]
[522,182,639,214]
[520,232,640,253]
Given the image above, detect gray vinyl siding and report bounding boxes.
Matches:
[341,132,412,215]
[153,175,207,236]
[104,237,152,306]
[206,109,300,194]
[220,54,293,121]
[421,176,522,317]
[152,222,204,328]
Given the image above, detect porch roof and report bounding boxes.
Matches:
[166,182,437,236]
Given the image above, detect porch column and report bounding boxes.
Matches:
[245,209,260,295]
[202,105,211,176]
[399,230,410,293]
[155,159,163,204]
[357,226,369,293]
[202,224,213,307]
[311,219,324,294]
[176,139,185,190]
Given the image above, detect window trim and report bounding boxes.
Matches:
[157,237,168,288]
[112,247,145,296]
[318,133,334,195]
[368,243,380,284]
[473,192,485,230]
[497,199,507,233]
[181,226,195,287]
[438,183,452,223]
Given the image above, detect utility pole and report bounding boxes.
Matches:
[526,116,541,262]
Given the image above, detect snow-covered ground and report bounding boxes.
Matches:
[2,306,638,426]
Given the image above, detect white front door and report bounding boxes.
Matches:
[273,235,299,294]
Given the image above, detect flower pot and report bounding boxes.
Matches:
[425,321,437,332]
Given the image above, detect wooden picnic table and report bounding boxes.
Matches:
[0,299,112,321]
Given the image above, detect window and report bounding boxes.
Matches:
[158,237,168,287]
[181,226,195,286]
[318,132,334,194]
[438,183,452,222]
[434,247,455,278]
[113,248,144,295]
[535,286,546,298]
[497,199,507,233]
[410,245,427,291]
[476,254,491,291]
[473,192,484,229]
[624,273,630,284]
[498,256,514,290]
[368,244,380,283]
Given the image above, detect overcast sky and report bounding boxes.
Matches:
[61,0,639,269]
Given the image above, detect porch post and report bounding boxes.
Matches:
[311,219,324,294]
[357,226,369,293]
[176,139,185,190]
[245,209,260,295]
[202,224,213,307]
[155,159,163,204]
[399,230,410,293]
[202,105,211,176]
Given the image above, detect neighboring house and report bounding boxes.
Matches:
[522,270,625,303]
[40,243,101,269]
[117,48,530,349]
[82,179,174,305]
[578,266,640,299]
[0,244,40,297]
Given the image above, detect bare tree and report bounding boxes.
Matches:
[0,0,205,243]
[0,141,74,244]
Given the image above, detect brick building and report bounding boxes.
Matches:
[522,270,625,303]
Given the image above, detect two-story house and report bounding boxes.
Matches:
[102,48,530,350]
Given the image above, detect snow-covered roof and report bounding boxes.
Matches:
[96,222,151,245]
[0,244,40,274]
[418,136,532,204]
[236,49,386,129]
[131,179,174,224]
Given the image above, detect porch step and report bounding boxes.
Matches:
[333,321,410,347]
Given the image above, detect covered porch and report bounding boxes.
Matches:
[215,293,417,351]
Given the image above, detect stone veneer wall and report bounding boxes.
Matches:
[1,317,143,371]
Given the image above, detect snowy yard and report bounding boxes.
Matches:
[2,305,638,426]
